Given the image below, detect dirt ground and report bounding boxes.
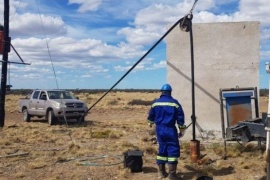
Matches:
[0,94,269,180]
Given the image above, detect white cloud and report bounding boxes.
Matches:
[113,59,166,72]
[68,0,102,12]
[195,0,215,11]
[261,51,270,60]
[239,0,270,26]
[194,11,233,23]
[114,65,131,72]
[149,60,166,70]
[114,62,148,72]
[10,13,67,37]
[9,36,145,68]
[117,27,160,46]
[192,0,270,26]
[116,0,216,47]
[261,28,270,42]
[1,0,270,89]
[81,74,92,78]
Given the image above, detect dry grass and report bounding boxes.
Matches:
[74,91,159,109]
[0,92,268,180]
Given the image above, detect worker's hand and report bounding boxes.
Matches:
[178,125,186,138]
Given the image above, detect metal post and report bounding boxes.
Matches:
[254,87,259,118]
[0,0,10,127]
[266,128,270,180]
[219,89,227,159]
[189,19,196,141]
[179,12,200,162]
[219,89,225,139]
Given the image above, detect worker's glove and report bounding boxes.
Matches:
[178,125,186,138]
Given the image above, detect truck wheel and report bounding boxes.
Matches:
[47,110,56,125]
[22,108,31,122]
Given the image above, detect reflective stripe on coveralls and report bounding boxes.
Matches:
[157,156,168,161]
[168,157,178,162]
[157,156,178,162]
[152,102,179,108]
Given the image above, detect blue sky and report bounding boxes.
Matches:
[0,0,270,89]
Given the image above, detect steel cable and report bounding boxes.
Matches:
[35,0,69,126]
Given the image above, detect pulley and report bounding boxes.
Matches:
[179,0,198,32]
[179,14,193,32]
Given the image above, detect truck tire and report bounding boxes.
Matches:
[22,108,31,122]
[47,110,56,125]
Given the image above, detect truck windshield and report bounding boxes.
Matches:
[47,91,76,99]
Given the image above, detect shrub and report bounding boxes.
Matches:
[91,130,112,138]
[127,99,153,106]
[144,147,157,155]
[107,99,118,105]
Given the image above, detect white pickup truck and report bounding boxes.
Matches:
[18,90,88,125]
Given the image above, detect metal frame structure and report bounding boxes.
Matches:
[219,87,268,159]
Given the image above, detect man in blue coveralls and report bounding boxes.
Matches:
[147,84,185,180]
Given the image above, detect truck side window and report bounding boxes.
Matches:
[32,91,40,99]
[39,91,47,100]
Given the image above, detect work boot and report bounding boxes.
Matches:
[168,164,179,180]
[158,164,168,179]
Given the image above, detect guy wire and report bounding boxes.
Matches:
[35,0,68,126]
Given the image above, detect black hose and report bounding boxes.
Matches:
[82,18,183,117]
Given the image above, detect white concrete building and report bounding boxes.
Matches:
[166,21,260,140]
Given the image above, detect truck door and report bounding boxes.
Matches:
[36,91,47,116]
[28,90,40,114]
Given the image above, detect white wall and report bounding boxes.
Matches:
[166,21,260,140]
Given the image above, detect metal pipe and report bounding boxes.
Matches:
[220,87,256,92]
[219,89,225,139]
[0,0,10,127]
[266,128,270,180]
[254,87,259,118]
[220,89,227,159]
[0,60,30,65]
[190,140,200,162]
[188,18,196,141]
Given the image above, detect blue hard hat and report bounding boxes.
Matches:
[161,84,172,91]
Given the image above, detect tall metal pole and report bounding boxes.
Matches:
[0,0,10,127]
[179,0,198,141]
[188,18,200,163]
[189,20,196,141]
[180,14,197,140]
[179,0,200,162]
